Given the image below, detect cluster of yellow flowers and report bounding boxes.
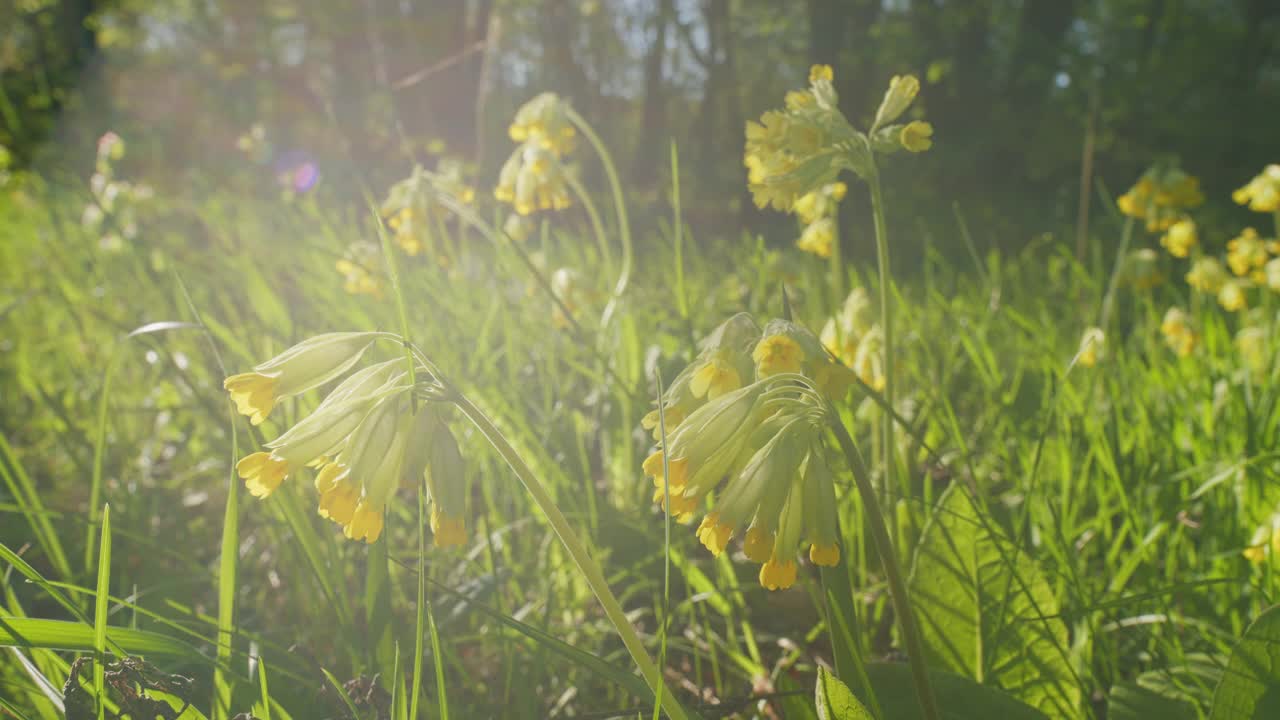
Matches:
[642,314,856,590]
[224,334,467,547]
[1116,165,1204,233]
[793,182,846,258]
[1117,163,1280,364]
[380,161,476,257]
[744,66,931,214]
[495,93,576,216]
[819,288,886,390]
[1233,165,1280,213]
[335,241,384,298]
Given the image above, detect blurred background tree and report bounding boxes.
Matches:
[3,0,1278,259]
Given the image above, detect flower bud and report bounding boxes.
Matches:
[873,75,920,129]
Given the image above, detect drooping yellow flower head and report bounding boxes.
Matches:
[797,217,836,258]
[1160,307,1198,357]
[1117,165,1204,232]
[237,452,290,498]
[1218,278,1249,312]
[344,500,385,544]
[753,334,805,377]
[1160,218,1197,258]
[1122,248,1164,290]
[690,353,743,400]
[1233,164,1280,213]
[809,64,834,84]
[759,556,798,590]
[508,92,577,156]
[223,332,379,426]
[1186,257,1227,294]
[430,506,467,548]
[1227,228,1269,277]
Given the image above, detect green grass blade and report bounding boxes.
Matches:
[0,433,71,580]
[0,617,199,657]
[93,503,111,720]
[410,493,427,720]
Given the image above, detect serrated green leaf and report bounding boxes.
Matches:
[908,486,1080,717]
[1209,605,1280,719]
[816,666,873,720]
[865,663,1049,720]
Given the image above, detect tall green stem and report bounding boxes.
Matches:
[1098,216,1134,330]
[865,162,899,526]
[448,391,691,720]
[828,414,940,720]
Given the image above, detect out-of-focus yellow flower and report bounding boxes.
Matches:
[1244,513,1280,563]
[1076,327,1104,368]
[809,64,834,84]
[1227,227,1269,277]
[1219,278,1249,312]
[1117,166,1204,232]
[1265,258,1280,293]
[495,143,573,216]
[797,217,835,258]
[900,121,933,152]
[1159,218,1197,258]
[1237,326,1270,376]
[503,213,534,242]
[1186,256,1227,295]
[853,325,886,390]
[822,287,875,365]
[508,93,576,156]
[1160,307,1197,357]
[337,241,384,298]
[1233,165,1280,213]
[690,352,743,400]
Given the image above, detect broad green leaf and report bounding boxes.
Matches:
[816,666,874,720]
[1209,605,1280,719]
[0,617,197,658]
[865,663,1049,720]
[908,486,1080,717]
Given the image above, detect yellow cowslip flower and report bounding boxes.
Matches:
[810,543,840,566]
[1265,258,1280,293]
[1233,165,1280,213]
[809,64,834,84]
[1227,228,1269,277]
[223,332,379,426]
[344,500,384,543]
[1186,256,1226,294]
[821,287,875,365]
[1117,167,1203,232]
[874,74,921,129]
[495,142,572,216]
[387,207,423,255]
[336,241,384,298]
[852,325,886,390]
[759,556,798,590]
[753,334,805,377]
[793,182,845,225]
[899,121,933,152]
[690,353,743,400]
[508,93,576,156]
[237,452,290,498]
[811,360,857,401]
[1244,514,1280,564]
[641,406,686,442]
[1160,307,1198,357]
[743,525,774,563]
[696,512,734,556]
[1076,327,1104,368]
[1218,279,1249,312]
[1159,218,1197,258]
[797,217,835,258]
[316,461,359,525]
[430,507,466,548]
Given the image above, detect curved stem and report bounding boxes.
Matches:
[565,171,615,277]
[828,413,940,720]
[448,390,691,720]
[566,106,632,330]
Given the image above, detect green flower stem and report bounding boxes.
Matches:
[565,171,616,278]
[1099,216,1134,330]
[565,106,633,330]
[865,161,899,529]
[828,412,940,720]
[448,391,691,720]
